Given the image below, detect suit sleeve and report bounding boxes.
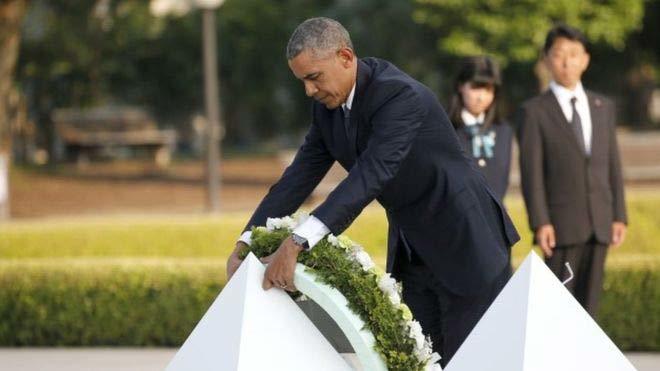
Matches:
[244,120,334,231]
[607,102,627,224]
[312,85,426,235]
[516,104,551,231]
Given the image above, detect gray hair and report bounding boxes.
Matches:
[286,17,354,60]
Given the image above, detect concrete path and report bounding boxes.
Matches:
[0,348,657,370]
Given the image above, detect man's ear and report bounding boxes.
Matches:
[337,47,355,67]
[542,52,551,70]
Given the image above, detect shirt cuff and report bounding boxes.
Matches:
[238,231,252,246]
[293,215,330,249]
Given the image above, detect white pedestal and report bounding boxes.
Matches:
[445,251,637,371]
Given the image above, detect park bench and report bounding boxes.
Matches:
[52,106,177,167]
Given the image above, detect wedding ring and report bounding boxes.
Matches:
[280,284,288,289]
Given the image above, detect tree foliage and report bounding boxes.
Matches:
[10,0,659,155]
[413,0,646,65]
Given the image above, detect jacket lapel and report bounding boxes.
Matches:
[542,90,587,157]
[351,60,373,157]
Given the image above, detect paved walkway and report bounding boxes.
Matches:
[0,348,656,370]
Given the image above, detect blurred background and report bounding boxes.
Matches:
[1,0,659,217]
[0,0,658,367]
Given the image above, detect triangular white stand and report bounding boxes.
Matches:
[166,253,352,371]
[445,251,637,371]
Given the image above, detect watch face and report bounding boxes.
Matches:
[293,234,309,250]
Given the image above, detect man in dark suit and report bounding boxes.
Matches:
[517,24,627,316]
[226,17,519,364]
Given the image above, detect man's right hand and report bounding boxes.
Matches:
[227,241,249,280]
[536,224,556,258]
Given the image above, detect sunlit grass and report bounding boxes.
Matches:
[2,190,658,270]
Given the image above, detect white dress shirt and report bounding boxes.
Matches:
[238,83,358,249]
[549,80,592,154]
[342,83,356,112]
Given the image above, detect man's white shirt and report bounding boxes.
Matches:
[238,83,357,249]
[549,80,593,154]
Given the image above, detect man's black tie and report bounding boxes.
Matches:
[570,97,586,154]
[343,107,357,156]
[343,107,351,139]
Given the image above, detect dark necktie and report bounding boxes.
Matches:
[343,106,351,139]
[343,107,357,156]
[570,97,586,154]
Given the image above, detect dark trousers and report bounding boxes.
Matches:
[545,239,608,317]
[395,248,510,367]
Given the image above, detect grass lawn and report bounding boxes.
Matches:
[2,190,659,270]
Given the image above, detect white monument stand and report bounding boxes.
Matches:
[445,251,637,371]
[166,253,387,370]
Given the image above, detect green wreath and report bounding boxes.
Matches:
[238,213,441,371]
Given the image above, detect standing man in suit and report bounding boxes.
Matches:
[517,24,627,316]
[226,17,519,364]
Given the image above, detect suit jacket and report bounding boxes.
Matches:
[246,58,520,296]
[516,90,627,246]
[455,122,513,201]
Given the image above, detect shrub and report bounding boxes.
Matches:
[0,258,657,350]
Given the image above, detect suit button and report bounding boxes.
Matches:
[478,159,487,167]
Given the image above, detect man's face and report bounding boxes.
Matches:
[544,37,590,90]
[288,48,356,110]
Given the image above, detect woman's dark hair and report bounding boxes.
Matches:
[543,24,590,55]
[448,56,502,129]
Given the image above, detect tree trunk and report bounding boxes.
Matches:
[0,0,27,219]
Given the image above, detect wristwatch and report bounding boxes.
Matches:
[291,233,310,251]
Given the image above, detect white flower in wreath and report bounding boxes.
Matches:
[425,353,442,371]
[378,273,402,305]
[266,217,283,231]
[387,292,401,305]
[337,235,353,249]
[415,338,435,364]
[280,216,296,230]
[327,234,340,247]
[326,234,354,250]
[408,320,426,351]
[415,344,432,365]
[400,303,413,321]
[353,249,375,271]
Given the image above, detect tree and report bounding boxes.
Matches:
[413,0,645,67]
[0,0,27,219]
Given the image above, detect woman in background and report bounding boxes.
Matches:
[449,56,513,202]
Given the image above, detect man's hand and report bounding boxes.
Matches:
[261,236,303,292]
[226,241,248,281]
[536,224,556,258]
[611,222,627,248]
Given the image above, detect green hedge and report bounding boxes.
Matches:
[0,260,223,346]
[0,258,657,350]
[598,259,660,350]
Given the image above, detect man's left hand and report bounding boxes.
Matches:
[261,236,303,292]
[611,222,627,248]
